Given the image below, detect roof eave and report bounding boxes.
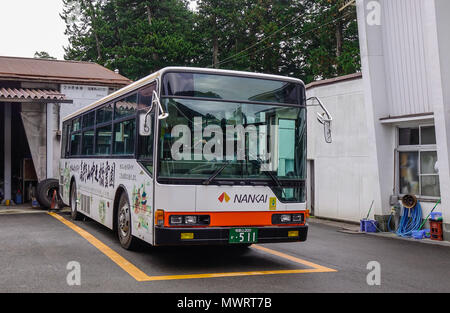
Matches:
[0,74,132,87]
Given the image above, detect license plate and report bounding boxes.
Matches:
[229,228,258,244]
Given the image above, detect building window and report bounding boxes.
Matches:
[398,125,440,197]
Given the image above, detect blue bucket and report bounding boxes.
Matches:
[360,219,366,232]
[15,193,22,205]
[365,220,378,233]
[412,230,425,239]
[430,212,442,221]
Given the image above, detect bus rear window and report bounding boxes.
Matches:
[162,72,303,105]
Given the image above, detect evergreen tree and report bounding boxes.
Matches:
[34,51,57,60]
[61,0,360,83]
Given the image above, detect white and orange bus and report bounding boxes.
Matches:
[59,67,332,250]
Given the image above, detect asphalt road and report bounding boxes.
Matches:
[1,212,449,293]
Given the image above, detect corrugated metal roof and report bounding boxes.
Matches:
[0,56,132,87]
[0,87,67,101]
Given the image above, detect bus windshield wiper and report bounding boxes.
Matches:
[251,157,287,197]
[202,161,232,185]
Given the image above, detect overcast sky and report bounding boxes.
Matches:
[0,0,68,60]
[0,1,197,61]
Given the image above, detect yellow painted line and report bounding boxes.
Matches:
[49,212,336,282]
[251,244,337,272]
[142,268,328,281]
[141,245,336,281]
[48,212,151,282]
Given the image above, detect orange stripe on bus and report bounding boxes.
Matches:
[163,211,306,227]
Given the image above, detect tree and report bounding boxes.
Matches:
[62,0,199,80]
[297,0,360,82]
[34,51,56,60]
[61,0,360,83]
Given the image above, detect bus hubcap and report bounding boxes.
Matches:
[71,189,76,213]
[119,205,130,238]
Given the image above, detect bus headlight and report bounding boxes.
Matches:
[170,216,183,224]
[272,213,304,225]
[168,215,210,226]
[292,214,303,223]
[184,216,198,224]
[280,214,292,223]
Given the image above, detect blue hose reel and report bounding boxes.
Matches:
[388,194,423,237]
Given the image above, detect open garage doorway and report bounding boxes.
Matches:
[1,103,38,205]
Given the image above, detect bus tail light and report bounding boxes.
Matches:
[155,210,164,227]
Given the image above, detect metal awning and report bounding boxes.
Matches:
[0,87,72,103]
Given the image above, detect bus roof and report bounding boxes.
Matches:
[62,67,305,122]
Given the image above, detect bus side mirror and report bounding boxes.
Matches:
[139,112,152,136]
[153,90,169,120]
[307,96,333,144]
[317,113,332,144]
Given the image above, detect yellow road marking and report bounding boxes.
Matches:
[49,212,337,282]
[251,244,337,272]
[142,268,329,281]
[48,212,150,282]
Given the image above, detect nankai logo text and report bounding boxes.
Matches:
[218,193,268,204]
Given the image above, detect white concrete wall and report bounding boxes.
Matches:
[423,0,450,230]
[307,77,380,222]
[356,0,449,231]
[44,84,111,179]
[59,85,110,126]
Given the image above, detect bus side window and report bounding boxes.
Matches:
[113,119,136,155]
[138,112,155,159]
[138,83,156,109]
[95,125,112,155]
[97,103,113,124]
[137,83,156,174]
[61,121,70,158]
[115,93,137,119]
[70,133,81,156]
[82,130,95,155]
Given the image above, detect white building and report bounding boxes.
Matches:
[307,0,449,240]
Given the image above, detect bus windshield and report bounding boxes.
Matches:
[156,73,306,201]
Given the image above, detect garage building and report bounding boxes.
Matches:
[0,56,131,204]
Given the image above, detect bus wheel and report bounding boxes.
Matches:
[117,192,139,250]
[70,182,82,221]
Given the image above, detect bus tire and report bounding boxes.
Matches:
[70,182,82,220]
[117,191,139,250]
[36,179,60,209]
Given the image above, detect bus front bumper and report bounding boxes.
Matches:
[154,225,308,246]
